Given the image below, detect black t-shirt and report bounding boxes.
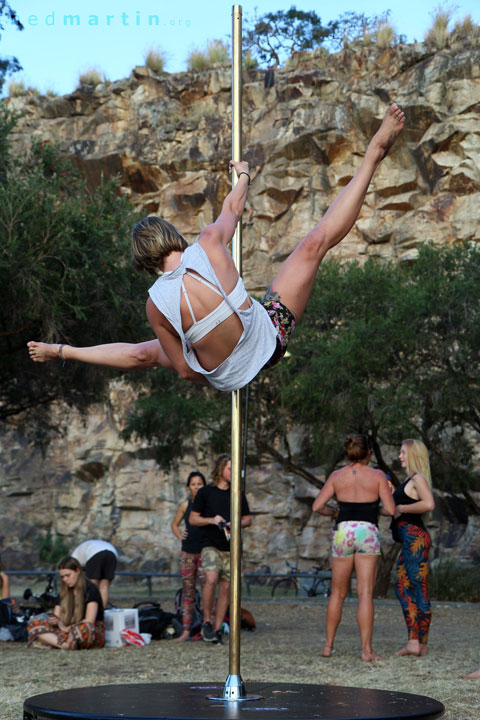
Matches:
[55,579,104,623]
[85,580,104,622]
[182,498,207,554]
[191,484,250,552]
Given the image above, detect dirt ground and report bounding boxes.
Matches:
[0,599,479,720]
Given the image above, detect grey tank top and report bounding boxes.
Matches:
[148,242,277,392]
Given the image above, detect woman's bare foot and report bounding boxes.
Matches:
[27,341,62,363]
[367,103,405,164]
[173,630,191,643]
[460,669,480,679]
[362,650,383,662]
[395,640,421,656]
[318,643,333,657]
[419,645,428,656]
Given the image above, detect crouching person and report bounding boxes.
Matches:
[27,557,105,650]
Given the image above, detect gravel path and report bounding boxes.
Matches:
[1,600,478,719]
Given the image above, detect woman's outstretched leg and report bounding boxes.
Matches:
[269,103,405,322]
[27,339,173,371]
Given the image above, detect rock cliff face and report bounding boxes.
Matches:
[2,43,480,572]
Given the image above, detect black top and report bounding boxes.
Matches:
[191,484,251,551]
[85,580,104,622]
[182,498,206,554]
[392,478,426,531]
[336,500,379,527]
[55,579,104,623]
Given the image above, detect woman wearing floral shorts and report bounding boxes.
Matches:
[313,435,395,662]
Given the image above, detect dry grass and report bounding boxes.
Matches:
[376,22,395,49]
[145,47,167,75]
[1,600,479,720]
[78,67,106,87]
[187,39,230,72]
[424,6,455,49]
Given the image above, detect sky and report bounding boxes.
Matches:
[1,1,480,96]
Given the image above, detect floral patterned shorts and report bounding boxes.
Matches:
[331,521,381,558]
[261,297,296,369]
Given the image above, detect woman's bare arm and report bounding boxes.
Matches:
[171,500,188,541]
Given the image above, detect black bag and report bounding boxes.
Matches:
[134,601,181,640]
[0,601,13,627]
[174,588,203,638]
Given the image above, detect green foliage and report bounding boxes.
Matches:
[0,1,23,92]
[429,560,480,602]
[124,243,480,493]
[39,530,70,567]
[0,105,148,431]
[122,370,230,466]
[243,6,336,67]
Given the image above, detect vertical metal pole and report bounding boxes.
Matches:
[229,0,243,684]
[209,8,260,701]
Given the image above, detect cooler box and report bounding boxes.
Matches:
[104,608,139,648]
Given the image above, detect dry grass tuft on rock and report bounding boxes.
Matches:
[145,47,167,75]
[375,21,395,49]
[451,14,480,47]
[8,80,40,97]
[78,67,107,87]
[187,39,230,71]
[424,5,455,49]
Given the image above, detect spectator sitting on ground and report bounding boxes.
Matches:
[71,539,118,608]
[27,556,105,650]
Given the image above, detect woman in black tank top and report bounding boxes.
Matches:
[171,471,206,642]
[393,440,435,657]
[313,434,395,662]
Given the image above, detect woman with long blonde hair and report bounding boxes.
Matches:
[27,556,105,650]
[392,439,435,657]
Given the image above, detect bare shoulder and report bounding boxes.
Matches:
[178,499,188,512]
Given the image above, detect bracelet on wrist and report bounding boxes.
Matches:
[237,171,251,185]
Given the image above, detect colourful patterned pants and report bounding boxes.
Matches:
[179,551,205,631]
[27,613,105,649]
[395,520,432,644]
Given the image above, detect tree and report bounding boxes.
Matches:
[124,244,480,495]
[0,106,147,435]
[0,1,23,92]
[243,6,337,67]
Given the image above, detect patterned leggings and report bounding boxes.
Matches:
[179,551,205,631]
[395,521,432,644]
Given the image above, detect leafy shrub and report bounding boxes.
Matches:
[39,530,70,566]
[187,39,230,71]
[78,68,106,86]
[144,47,167,74]
[429,560,480,602]
[424,6,455,49]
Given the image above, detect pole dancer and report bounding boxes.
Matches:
[28,105,405,390]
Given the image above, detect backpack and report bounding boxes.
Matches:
[174,588,203,638]
[134,601,181,640]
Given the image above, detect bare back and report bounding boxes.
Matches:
[330,464,385,503]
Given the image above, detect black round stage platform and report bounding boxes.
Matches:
[24,681,445,720]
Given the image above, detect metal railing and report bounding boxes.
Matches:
[6,569,331,598]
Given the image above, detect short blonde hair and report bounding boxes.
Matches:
[131,216,188,276]
[402,439,432,488]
